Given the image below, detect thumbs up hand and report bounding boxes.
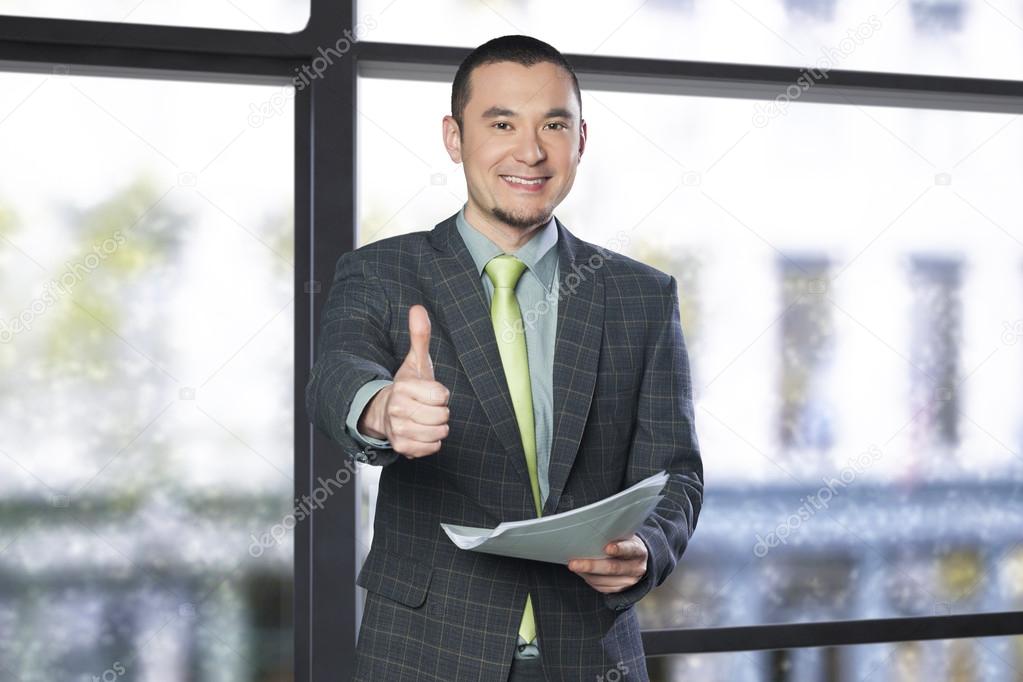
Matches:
[399,303,436,382]
[358,304,451,459]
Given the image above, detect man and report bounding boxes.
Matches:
[305,34,703,681]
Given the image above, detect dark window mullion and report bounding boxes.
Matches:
[303,1,358,681]
[642,609,1023,655]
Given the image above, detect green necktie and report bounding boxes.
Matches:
[484,254,542,646]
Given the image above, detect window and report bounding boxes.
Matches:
[911,0,966,32]
[785,0,839,22]
[0,0,310,32]
[7,0,1022,678]
[357,78,1023,647]
[0,71,294,681]
[909,257,962,449]
[779,257,836,453]
[357,0,1023,80]
[651,635,1023,681]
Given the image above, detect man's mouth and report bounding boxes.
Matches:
[500,175,549,191]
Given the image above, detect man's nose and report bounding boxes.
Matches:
[513,129,547,165]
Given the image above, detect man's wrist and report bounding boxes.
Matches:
[358,384,390,440]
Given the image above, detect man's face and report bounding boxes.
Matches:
[443,60,586,237]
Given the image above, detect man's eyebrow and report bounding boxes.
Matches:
[544,107,576,120]
[480,106,576,121]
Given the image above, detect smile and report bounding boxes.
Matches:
[500,175,549,191]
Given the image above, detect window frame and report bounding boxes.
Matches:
[2,2,1022,677]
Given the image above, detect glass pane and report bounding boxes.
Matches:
[650,635,1023,681]
[0,0,309,32]
[0,71,294,680]
[358,0,1023,80]
[356,76,1023,632]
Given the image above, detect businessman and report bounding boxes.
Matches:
[305,35,703,681]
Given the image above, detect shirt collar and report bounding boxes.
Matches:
[455,203,560,293]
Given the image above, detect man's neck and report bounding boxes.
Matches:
[464,204,546,254]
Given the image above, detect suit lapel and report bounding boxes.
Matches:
[543,216,603,515]
[426,212,603,519]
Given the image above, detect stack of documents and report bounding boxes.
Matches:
[441,471,668,564]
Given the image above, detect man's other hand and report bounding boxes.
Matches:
[567,534,648,594]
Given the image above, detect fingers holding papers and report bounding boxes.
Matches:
[567,534,648,594]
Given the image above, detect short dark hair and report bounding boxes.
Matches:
[451,35,582,137]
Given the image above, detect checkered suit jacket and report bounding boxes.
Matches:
[305,210,703,681]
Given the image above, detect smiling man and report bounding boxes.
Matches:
[305,35,703,682]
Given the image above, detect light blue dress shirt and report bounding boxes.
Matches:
[345,203,560,658]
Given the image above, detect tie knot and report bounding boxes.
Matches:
[484,254,528,290]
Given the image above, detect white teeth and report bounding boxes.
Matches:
[503,176,545,185]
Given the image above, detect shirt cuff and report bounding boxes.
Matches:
[345,379,394,449]
[602,530,656,612]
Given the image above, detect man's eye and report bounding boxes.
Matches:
[493,122,511,130]
[546,122,567,130]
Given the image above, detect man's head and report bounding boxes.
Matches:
[443,35,586,238]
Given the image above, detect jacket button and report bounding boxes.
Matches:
[428,601,443,618]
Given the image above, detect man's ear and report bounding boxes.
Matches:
[577,118,587,162]
[442,115,463,164]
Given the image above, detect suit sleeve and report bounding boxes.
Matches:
[603,274,704,612]
[305,249,400,467]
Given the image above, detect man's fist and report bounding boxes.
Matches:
[359,304,451,459]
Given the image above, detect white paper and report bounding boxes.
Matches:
[441,470,668,564]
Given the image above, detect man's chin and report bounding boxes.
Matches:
[490,205,552,232]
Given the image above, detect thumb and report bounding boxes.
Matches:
[406,304,434,380]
